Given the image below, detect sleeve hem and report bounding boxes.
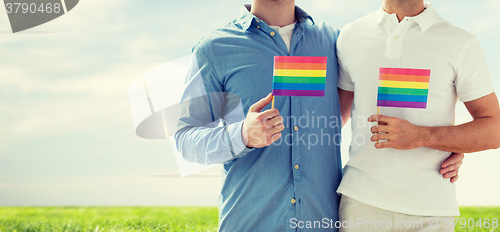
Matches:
[337,80,355,92]
[226,121,254,158]
[459,85,495,103]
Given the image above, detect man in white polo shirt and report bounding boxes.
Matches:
[337,0,500,231]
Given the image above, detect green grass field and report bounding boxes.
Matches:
[0,207,498,232]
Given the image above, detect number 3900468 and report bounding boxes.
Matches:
[5,3,62,14]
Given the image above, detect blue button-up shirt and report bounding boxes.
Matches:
[175,5,342,232]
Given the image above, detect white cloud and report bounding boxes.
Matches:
[1,64,133,96]
[0,62,155,144]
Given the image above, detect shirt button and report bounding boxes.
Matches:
[257,25,260,29]
[393,35,399,40]
[294,164,299,170]
[291,199,296,204]
[294,126,299,131]
[256,19,260,23]
[270,31,276,37]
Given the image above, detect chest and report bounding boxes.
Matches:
[344,26,461,125]
[214,35,339,116]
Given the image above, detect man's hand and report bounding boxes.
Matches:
[368,114,428,149]
[368,115,465,183]
[441,152,464,183]
[242,93,284,148]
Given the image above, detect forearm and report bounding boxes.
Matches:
[175,120,252,165]
[420,117,500,153]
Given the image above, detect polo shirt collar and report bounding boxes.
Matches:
[373,2,440,32]
[373,5,388,25]
[238,4,314,32]
[412,2,440,32]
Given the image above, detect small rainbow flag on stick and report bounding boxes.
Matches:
[377,67,431,109]
[273,56,328,98]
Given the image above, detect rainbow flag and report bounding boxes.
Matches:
[377,67,431,109]
[273,56,327,97]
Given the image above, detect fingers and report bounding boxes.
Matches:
[249,93,273,113]
[371,133,390,142]
[440,152,463,183]
[260,108,280,119]
[248,109,279,128]
[440,160,462,175]
[263,131,282,146]
[367,115,379,123]
[443,169,459,179]
[271,132,282,143]
[440,153,464,183]
[371,125,390,133]
[368,115,396,125]
[378,115,395,124]
[269,123,285,135]
[441,153,465,168]
[374,141,393,149]
[266,115,284,127]
[440,160,462,174]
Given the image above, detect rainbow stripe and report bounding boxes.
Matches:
[377,68,431,109]
[273,56,327,97]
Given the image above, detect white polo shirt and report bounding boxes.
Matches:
[337,2,494,216]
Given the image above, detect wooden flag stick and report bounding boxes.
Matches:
[272,96,275,109]
[376,106,380,144]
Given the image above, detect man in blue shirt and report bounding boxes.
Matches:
[175,0,462,231]
[176,1,341,231]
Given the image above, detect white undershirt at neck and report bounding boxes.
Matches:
[270,22,296,54]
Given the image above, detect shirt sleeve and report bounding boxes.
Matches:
[336,32,355,92]
[174,47,254,165]
[455,37,495,102]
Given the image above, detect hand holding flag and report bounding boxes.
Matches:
[372,67,431,146]
[242,93,285,148]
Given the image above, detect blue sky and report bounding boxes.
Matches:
[0,0,499,206]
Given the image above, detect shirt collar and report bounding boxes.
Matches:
[412,2,440,32]
[372,5,388,25]
[238,4,314,32]
[373,2,440,32]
